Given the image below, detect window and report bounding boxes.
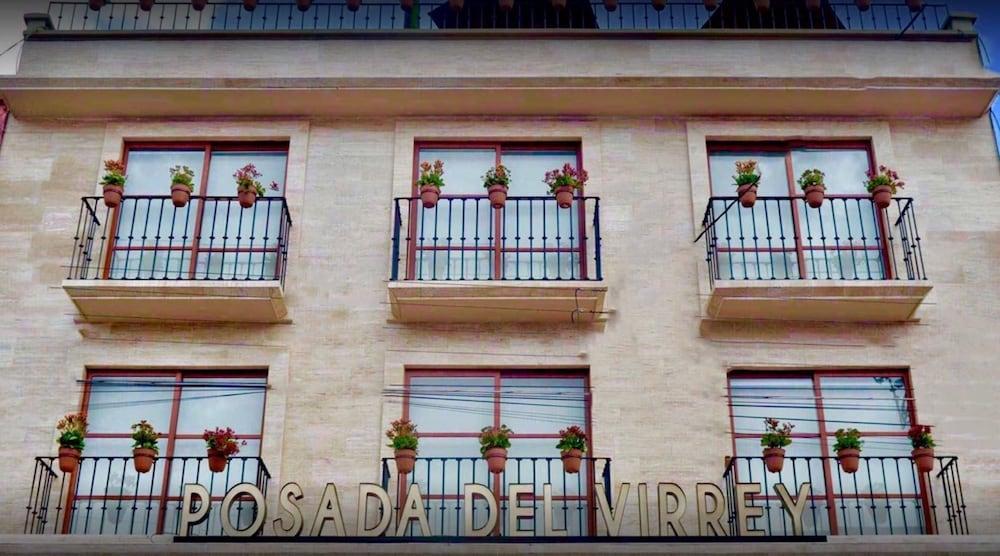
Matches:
[67,371,267,535]
[409,142,589,280]
[107,142,288,280]
[728,371,931,535]
[400,370,593,535]
[708,142,891,281]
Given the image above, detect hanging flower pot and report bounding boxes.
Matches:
[762,447,785,473]
[207,449,228,473]
[347,0,363,12]
[545,164,587,210]
[419,186,441,209]
[604,0,619,12]
[480,425,512,474]
[837,448,861,474]
[133,447,157,473]
[553,186,573,209]
[911,447,935,474]
[863,165,905,208]
[736,183,758,209]
[394,448,417,474]
[805,0,821,11]
[483,165,511,210]
[798,169,826,209]
[908,425,936,474]
[450,0,465,11]
[58,447,82,474]
[703,0,718,10]
[417,160,445,209]
[761,418,792,473]
[169,165,195,209]
[297,0,314,11]
[551,0,567,9]
[906,0,923,12]
[499,0,515,10]
[484,447,507,474]
[103,184,125,209]
[400,0,414,11]
[203,427,245,473]
[753,0,770,11]
[734,160,760,208]
[140,0,156,11]
[855,0,871,10]
[238,188,258,209]
[234,163,265,209]
[88,0,106,10]
[557,426,587,474]
[191,0,209,11]
[100,159,127,209]
[561,449,583,474]
[387,419,419,475]
[487,184,509,209]
[243,0,258,11]
[651,0,667,12]
[804,185,825,208]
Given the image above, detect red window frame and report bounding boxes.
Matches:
[401,368,595,534]
[707,140,894,280]
[103,141,290,280]
[408,141,589,280]
[726,369,934,535]
[63,369,268,535]
[0,101,8,153]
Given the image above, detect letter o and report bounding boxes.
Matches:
[220,483,267,537]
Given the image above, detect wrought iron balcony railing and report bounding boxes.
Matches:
[390,196,602,281]
[722,455,968,536]
[24,455,271,535]
[68,195,292,285]
[380,456,612,536]
[698,195,925,285]
[44,1,951,33]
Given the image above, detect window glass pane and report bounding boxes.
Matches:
[791,149,869,196]
[730,377,819,435]
[709,152,789,197]
[500,378,586,435]
[407,376,495,432]
[175,378,266,435]
[417,149,494,196]
[86,376,176,434]
[819,376,911,433]
[205,151,287,196]
[500,150,577,197]
[125,150,205,195]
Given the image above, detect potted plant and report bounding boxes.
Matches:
[233,164,278,209]
[760,418,793,473]
[101,159,127,209]
[908,425,936,474]
[864,165,904,210]
[906,0,923,12]
[203,427,245,473]
[703,0,718,9]
[169,165,196,208]
[56,413,87,474]
[733,159,761,208]
[297,0,314,11]
[556,426,587,474]
[483,164,511,209]
[604,0,619,12]
[191,0,208,11]
[386,418,419,475]
[544,163,588,209]
[651,0,667,12]
[347,0,362,12]
[855,0,871,10]
[131,420,159,474]
[798,168,826,209]
[417,160,445,209]
[140,0,156,11]
[480,425,512,474]
[833,428,863,474]
[754,0,770,11]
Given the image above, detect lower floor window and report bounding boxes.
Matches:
[728,370,933,535]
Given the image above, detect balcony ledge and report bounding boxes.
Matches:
[387,281,607,324]
[706,279,932,323]
[62,280,289,324]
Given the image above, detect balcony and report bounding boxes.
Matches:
[379,456,613,536]
[62,195,293,324]
[387,196,606,323]
[24,455,270,535]
[722,455,968,536]
[697,196,931,322]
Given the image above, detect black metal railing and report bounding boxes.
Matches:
[24,455,270,535]
[390,196,602,281]
[67,196,292,284]
[380,456,612,536]
[699,196,925,284]
[45,1,951,33]
[722,455,968,536]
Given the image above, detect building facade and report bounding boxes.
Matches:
[0,0,999,551]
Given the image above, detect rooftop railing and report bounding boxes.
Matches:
[43,1,952,33]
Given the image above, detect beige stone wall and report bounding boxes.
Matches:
[0,111,998,539]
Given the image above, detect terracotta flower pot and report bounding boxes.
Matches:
[753,0,770,11]
[238,189,258,209]
[88,0,106,11]
[804,185,825,209]
[855,0,871,10]
[243,0,258,11]
[484,447,507,474]
[561,449,583,474]
[191,0,208,11]
[487,184,509,209]
[805,0,821,11]
[133,448,157,474]
[140,0,156,11]
[297,0,313,11]
[703,0,719,10]
[171,183,192,208]
[554,186,575,209]
[207,449,228,473]
[551,0,567,9]
[420,185,441,209]
[912,447,935,474]
[604,0,619,12]
[449,0,465,11]
[736,183,758,208]
[499,0,515,10]
[347,0,362,12]
[395,448,417,475]
[651,0,667,12]
[870,185,892,210]
[837,448,861,474]
[58,447,81,474]
[906,0,923,13]
[400,0,414,11]
[103,184,124,208]
[762,447,785,473]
